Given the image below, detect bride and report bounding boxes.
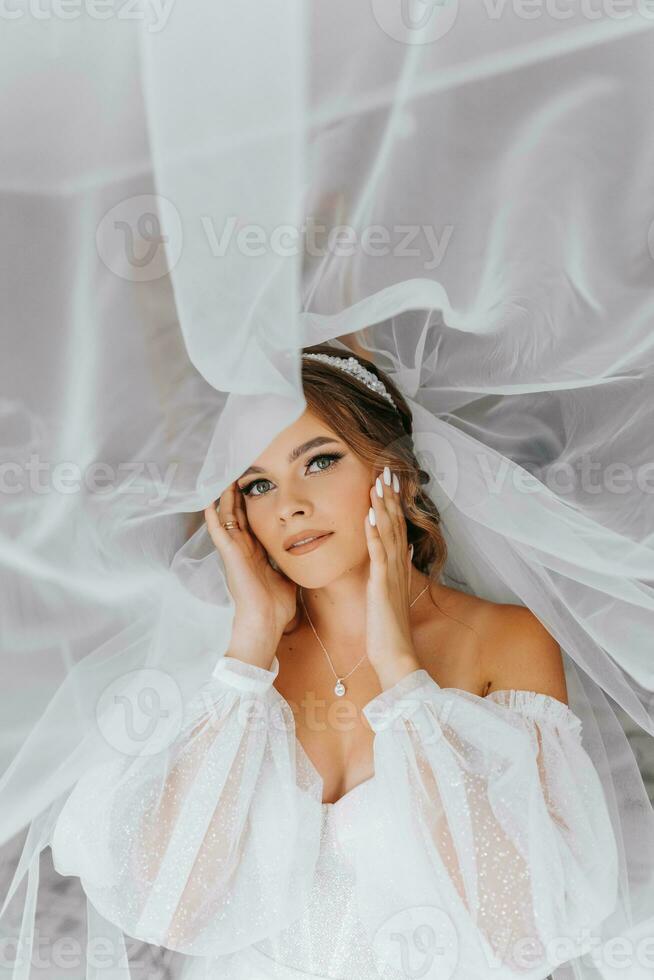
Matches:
[50,344,619,980]
[209,348,569,798]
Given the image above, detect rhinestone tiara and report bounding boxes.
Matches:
[302,353,398,411]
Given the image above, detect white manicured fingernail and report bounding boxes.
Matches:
[383,465,391,486]
[392,473,400,493]
[375,477,384,498]
[368,506,376,526]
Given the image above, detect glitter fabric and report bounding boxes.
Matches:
[49,658,618,979]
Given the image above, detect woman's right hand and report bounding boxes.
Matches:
[204,482,298,666]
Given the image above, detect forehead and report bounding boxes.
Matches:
[239,410,341,478]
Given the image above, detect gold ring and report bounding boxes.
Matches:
[222,520,239,530]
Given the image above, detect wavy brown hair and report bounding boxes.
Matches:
[301,342,447,585]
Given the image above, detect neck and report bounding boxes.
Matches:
[299,560,425,649]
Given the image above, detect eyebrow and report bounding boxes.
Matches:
[238,436,342,480]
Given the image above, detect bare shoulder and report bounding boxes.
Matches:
[412,583,494,694]
[417,582,568,704]
[476,600,568,704]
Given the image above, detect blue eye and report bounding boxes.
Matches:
[239,452,344,498]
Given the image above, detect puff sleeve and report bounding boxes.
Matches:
[49,655,323,956]
[356,669,619,979]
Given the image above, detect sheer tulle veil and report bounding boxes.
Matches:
[2,4,654,979]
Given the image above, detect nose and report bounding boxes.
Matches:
[276,485,312,523]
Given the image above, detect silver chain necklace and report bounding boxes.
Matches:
[298,565,429,697]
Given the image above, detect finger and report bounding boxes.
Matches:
[217,482,244,531]
[371,473,413,600]
[370,478,396,552]
[232,482,249,530]
[385,466,406,525]
[384,469,408,558]
[206,483,245,551]
[204,500,236,551]
[364,507,387,579]
[231,485,266,560]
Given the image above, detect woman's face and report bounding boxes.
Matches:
[236,409,378,587]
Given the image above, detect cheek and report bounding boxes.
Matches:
[242,500,269,543]
[330,471,373,520]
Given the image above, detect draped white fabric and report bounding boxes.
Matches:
[2,3,654,979]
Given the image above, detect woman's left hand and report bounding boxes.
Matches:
[364,466,421,691]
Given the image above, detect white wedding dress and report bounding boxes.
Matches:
[50,653,618,980]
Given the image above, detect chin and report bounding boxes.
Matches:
[281,558,359,592]
[283,569,332,590]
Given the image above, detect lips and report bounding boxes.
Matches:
[285,533,333,556]
[284,530,332,551]
[289,534,326,549]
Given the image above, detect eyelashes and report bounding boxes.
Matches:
[239,451,345,498]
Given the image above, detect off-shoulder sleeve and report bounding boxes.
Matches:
[49,655,323,956]
[358,669,619,979]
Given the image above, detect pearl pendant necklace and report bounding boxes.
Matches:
[298,566,429,697]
